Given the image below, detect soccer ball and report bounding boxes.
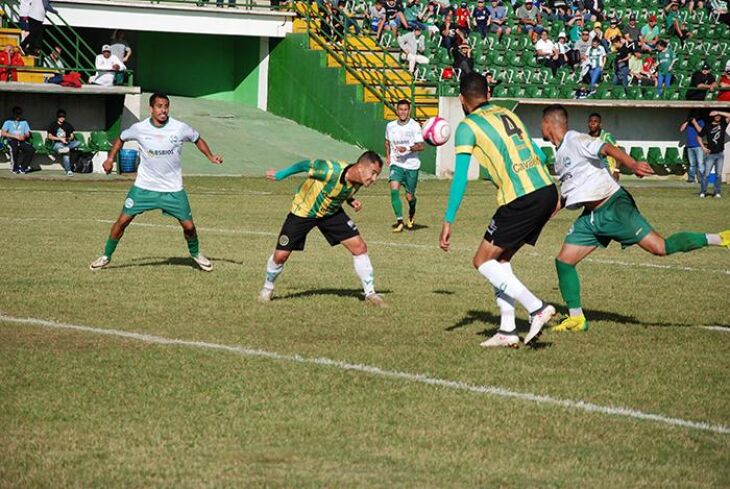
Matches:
[422,117,450,146]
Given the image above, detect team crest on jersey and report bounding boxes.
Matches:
[169,135,179,145]
[124,198,134,209]
[562,156,572,168]
[278,234,290,246]
[347,220,357,230]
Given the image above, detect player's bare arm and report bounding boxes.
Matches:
[602,144,653,177]
[103,137,125,174]
[347,197,362,212]
[195,137,223,164]
[384,139,391,165]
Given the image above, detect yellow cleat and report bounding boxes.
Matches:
[719,230,730,249]
[392,221,404,233]
[406,217,415,229]
[552,314,589,332]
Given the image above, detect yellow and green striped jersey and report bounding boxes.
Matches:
[598,129,617,173]
[290,160,360,218]
[454,103,554,206]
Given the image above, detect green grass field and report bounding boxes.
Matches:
[1,173,729,488]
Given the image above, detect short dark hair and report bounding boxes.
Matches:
[357,150,384,168]
[12,106,22,117]
[543,104,569,125]
[459,72,488,102]
[57,109,66,118]
[149,92,170,106]
[588,112,602,120]
[656,40,667,48]
[396,99,411,108]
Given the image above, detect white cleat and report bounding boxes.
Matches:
[258,287,274,302]
[365,293,387,308]
[525,304,556,346]
[193,253,213,272]
[89,255,110,271]
[480,331,520,348]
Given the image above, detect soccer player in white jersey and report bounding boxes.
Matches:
[385,99,424,232]
[541,104,730,332]
[89,93,223,271]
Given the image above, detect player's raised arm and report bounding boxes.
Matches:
[195,137,223,165]
[601,143,654,177]
[266,160,311,181]
[102,137,124,174]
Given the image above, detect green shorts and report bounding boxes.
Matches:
[122,186,193,222]
[564,188,653,249]
[389,165,419,195]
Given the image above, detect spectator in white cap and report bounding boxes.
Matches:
[89,44,126,87]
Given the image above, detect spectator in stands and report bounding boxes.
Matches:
[655,40,675,96]
[452,42,474,74]
[42,45,65,73]
[574,29,592,60]
[0,45,10,82]
[439,11,459,51]
[586,36,606,93]
[686,64,717,101]
[535,30,560,75]
[611,36,631,90]
[604,17,621,49]
[718,60,730,102]
[2,45,25,82]
[47,109,80,176]
[89,44,126,87]
[20,0,57,55]
[333,1,361,36]
[454,2,471,35]
[397,26,429,73]
[629,50,644,83]
[403,0,425,31]
[550,0,570,22]
[18,0,30,45]
[584,0,605,21]
[485,70,502,97]
[109,30,132,71]
[567,14,585,42]
[556,32,579,72]
[384,0,408,34]
[516,0,543,43]
[486,0,511,41]
[640,14,660,51]
[1,106,35,174]
[367,0,386,39]
[623,14,642,49]
[665,1,692,46]
[680,115,705,184]
[697,111,728,198]
[418,3,441,34]
[589,21,607,50]
[472,0,489,39]
[710,0,730,26]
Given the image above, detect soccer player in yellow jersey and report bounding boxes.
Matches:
[439,73,559,348]
[259,151,386,307]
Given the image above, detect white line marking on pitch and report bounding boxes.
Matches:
[1,313,728,436]
[702,326,730,332]
[2,216,728,275]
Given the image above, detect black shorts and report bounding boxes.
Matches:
[484,184,558,249]
[276,210,360,251]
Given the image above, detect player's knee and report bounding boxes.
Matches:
[650,241,667,256]
[472,255,486,270]
[405,193,413,201]
[273,250,290,265]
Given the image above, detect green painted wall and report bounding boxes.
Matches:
[135,32,259,106]
[268,34,435,173]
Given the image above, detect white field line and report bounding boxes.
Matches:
[1,313,728,436]
[702,326,730,332]
[2,216,729,275]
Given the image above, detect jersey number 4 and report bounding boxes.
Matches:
[499,114,533,162]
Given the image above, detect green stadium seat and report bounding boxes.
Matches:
[493,84,508,97]
[593,85,610,99]
[629,146,645,162]
[646,146,669,175]
[610,86,628,99]
[542,86,558,98]
[663,146,687,175]
[30,132,49,155]
[627,85,643,100]
[90,131,113,152]
[525,86,541,98]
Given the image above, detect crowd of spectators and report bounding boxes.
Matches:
[314,0,730,99]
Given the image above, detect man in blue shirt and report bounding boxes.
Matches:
[680,116,705,186]
[1,106,35,174]
[472,0,489,39]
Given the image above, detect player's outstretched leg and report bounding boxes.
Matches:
[390,181,404,233]
[638,230,730,256]
[90,213,135,270]
[259,250,289,302]
[342,236,386,307]
[553,244,596,332]
[406,193,417,229]
[480,285,519,348]
[180,220,212,272]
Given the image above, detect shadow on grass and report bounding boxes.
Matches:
[433,289,455,295]
[406,223,429,231]
[107,256,244,270]
[277,288,393,300]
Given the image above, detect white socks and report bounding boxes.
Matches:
[495,287,517,333]
[353,253,375,296]
[263,255,284,290]
[707,234,721,246]
[478,259,543,315]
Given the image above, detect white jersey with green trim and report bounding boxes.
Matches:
[385,118,423,170]
[120,117,199,192]
[555,130,620,209]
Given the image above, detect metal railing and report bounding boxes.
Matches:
[299,2,418,115]
[1,0,97,71]
[0,64,135,86]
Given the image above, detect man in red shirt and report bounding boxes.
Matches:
[718,61,730,102]
[455,1,471,35]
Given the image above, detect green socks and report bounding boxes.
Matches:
[664,232,708,255]
[556,259,581,310]
[186,236,200,257]
[390,188,403,220]
[104,237,119,258]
